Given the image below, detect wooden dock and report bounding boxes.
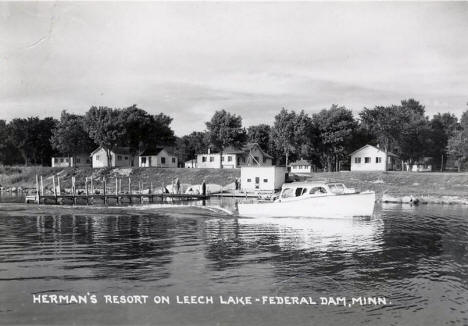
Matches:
[28,193,208,205]
[28,174,209,205]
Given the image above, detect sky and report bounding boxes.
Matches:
[1,1,468,136]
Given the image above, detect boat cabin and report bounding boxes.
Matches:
[277,182,355,202]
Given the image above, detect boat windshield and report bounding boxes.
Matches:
[281,188,295,198]
[328,184,345,194]
[309,186,327,195]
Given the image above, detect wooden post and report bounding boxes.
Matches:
[72,176,76,205]
[35,175,40,204]
[52,175,57,204]
[103,178,107,205]
[91,178,94,194]
[128,178,131,194]
[115,178,118,195]
[85,177,89,205]
[57,177,61,196]
[119,178,122,194]
[40,176,44,196]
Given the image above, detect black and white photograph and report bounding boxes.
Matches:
[1,1,467,325]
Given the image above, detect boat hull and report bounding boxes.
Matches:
[237,192,376,219]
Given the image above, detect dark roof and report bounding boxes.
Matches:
[139,147,176,156]
[290,159,311,166]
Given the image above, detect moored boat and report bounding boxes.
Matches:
[237,182,375,219]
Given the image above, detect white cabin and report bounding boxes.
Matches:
[51,153,91,168]
[90,147,136,168]
[196,143,273,169]
[139,148,178,168]
[290,159,312,174]
[240,166,286,192]
[350,144,400,171]
[184,159,197,168]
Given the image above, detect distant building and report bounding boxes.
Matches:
[406,157,433,172]
[290,159,312,174]
[51,154,91,168]
[138,148,178,168]
[240,166,286,192]
[184,159,197,168]
[90,147,136,168]
[196,143,273,169]
[350,144,401,171]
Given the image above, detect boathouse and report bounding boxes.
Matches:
[138,147,178,168]
[350,144,401,171]
[90,147,136,168]
[196,143,273,169]
[240,166,286,192]
[51,153,91,168]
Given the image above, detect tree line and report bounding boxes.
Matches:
[0,99,467,171]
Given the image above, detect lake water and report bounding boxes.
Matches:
[0,199,467,325]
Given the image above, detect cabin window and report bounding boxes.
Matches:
[254,156,259,163]
[282,188,294,198]
[263,178,268,183]
[96,155,100,160]
[354,157,361,163]
[141,157,147,164]
[161,157,166,164]
[364,157,371,163]
[210,157,214,162]
[60,158,64,163]
[247,178,252,182]
[117,155,122,161]
[172,157,176,163]
[228,156,232,162]
[125,156,128,160]
[65,158,68,162]
[376,157,382,163]
[54,158,58,163]
[86,159,91,164]
[202,156,207,162]
[310,187,327,194]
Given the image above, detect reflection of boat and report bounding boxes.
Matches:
[237,182,375,219]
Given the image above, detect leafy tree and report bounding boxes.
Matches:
[429,113,459,170]
[446,129,468,172]
[84,106,125,166]
[313,105,357,171]
[270,108,298,166]
[176,131,210,163]
[205,110,246,168]
[7,117,57,166]
[51,111,95,165]
[247,124,272,154]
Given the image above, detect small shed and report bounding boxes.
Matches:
[240,166,286,192]
[184,159,197,168]
[290,159,312,174]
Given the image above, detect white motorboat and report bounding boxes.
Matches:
[237,182,376,219]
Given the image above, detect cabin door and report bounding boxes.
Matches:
[255,177,260,189]
[148,157,152,167]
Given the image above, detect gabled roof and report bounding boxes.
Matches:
[290,159,311,166]
[90,146,132,156]
[349,144,399,158]
[139,147,176,156]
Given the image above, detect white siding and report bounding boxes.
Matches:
[240,166,286,192]
[350,145,387,171]
[139,150,178,168]
[290,165,312,174]
[92,149,135,168]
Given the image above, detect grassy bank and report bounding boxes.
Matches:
[1,166,467,201]
[0,166,240,192]
[299,171,468,199]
